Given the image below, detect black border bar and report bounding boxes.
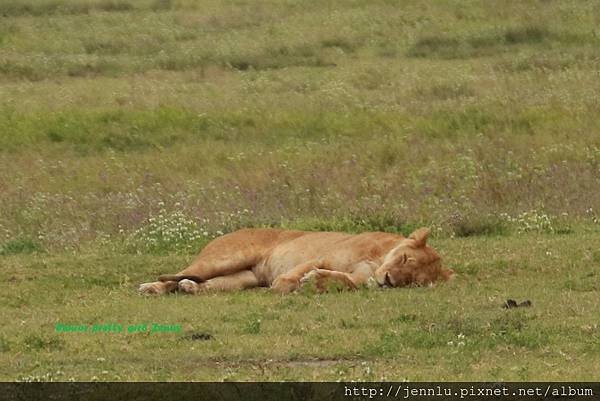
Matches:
[1,382,599,401]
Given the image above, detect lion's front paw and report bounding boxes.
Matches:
[300,269,328,292]
[300,269,323,283]
[271,275,300,294]
[178,279,199,294]
[138,282,164,295]
[299,269,327,292]
[300,269,356,293]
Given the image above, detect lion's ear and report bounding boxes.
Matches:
[409,227,430,247]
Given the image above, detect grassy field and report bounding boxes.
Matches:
[3,233,600,381]
[1,0,599,381]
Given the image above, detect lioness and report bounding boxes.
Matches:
[138,227,454,295]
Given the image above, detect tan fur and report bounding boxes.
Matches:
[138,227,454,295]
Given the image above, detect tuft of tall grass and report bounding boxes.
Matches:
[407,26,592,59]
[0,0,135,17]
[450,216,507,238]
[0,238,43,255]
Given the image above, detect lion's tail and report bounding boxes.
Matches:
[158,274,204,283]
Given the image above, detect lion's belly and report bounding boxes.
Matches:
[252,258,294,286]
[253,253,314,285]
[252,232,364,285]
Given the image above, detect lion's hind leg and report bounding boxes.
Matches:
[178,270,259,294]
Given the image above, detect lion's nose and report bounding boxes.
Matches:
[385,272,393,287]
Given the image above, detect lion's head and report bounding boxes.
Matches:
[374,227,454,287]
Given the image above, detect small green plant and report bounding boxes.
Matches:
[390,314,417,324]
[0,238,43,255]
[0,336,11,352]
[243,318,262,335]
[23,334,64,351]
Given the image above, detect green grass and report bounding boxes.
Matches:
[406,26,587,59]
[2,233,599,381]
[0,238,43,255]
[1,0,599,381]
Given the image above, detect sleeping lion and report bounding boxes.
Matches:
[138,227,454,295]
